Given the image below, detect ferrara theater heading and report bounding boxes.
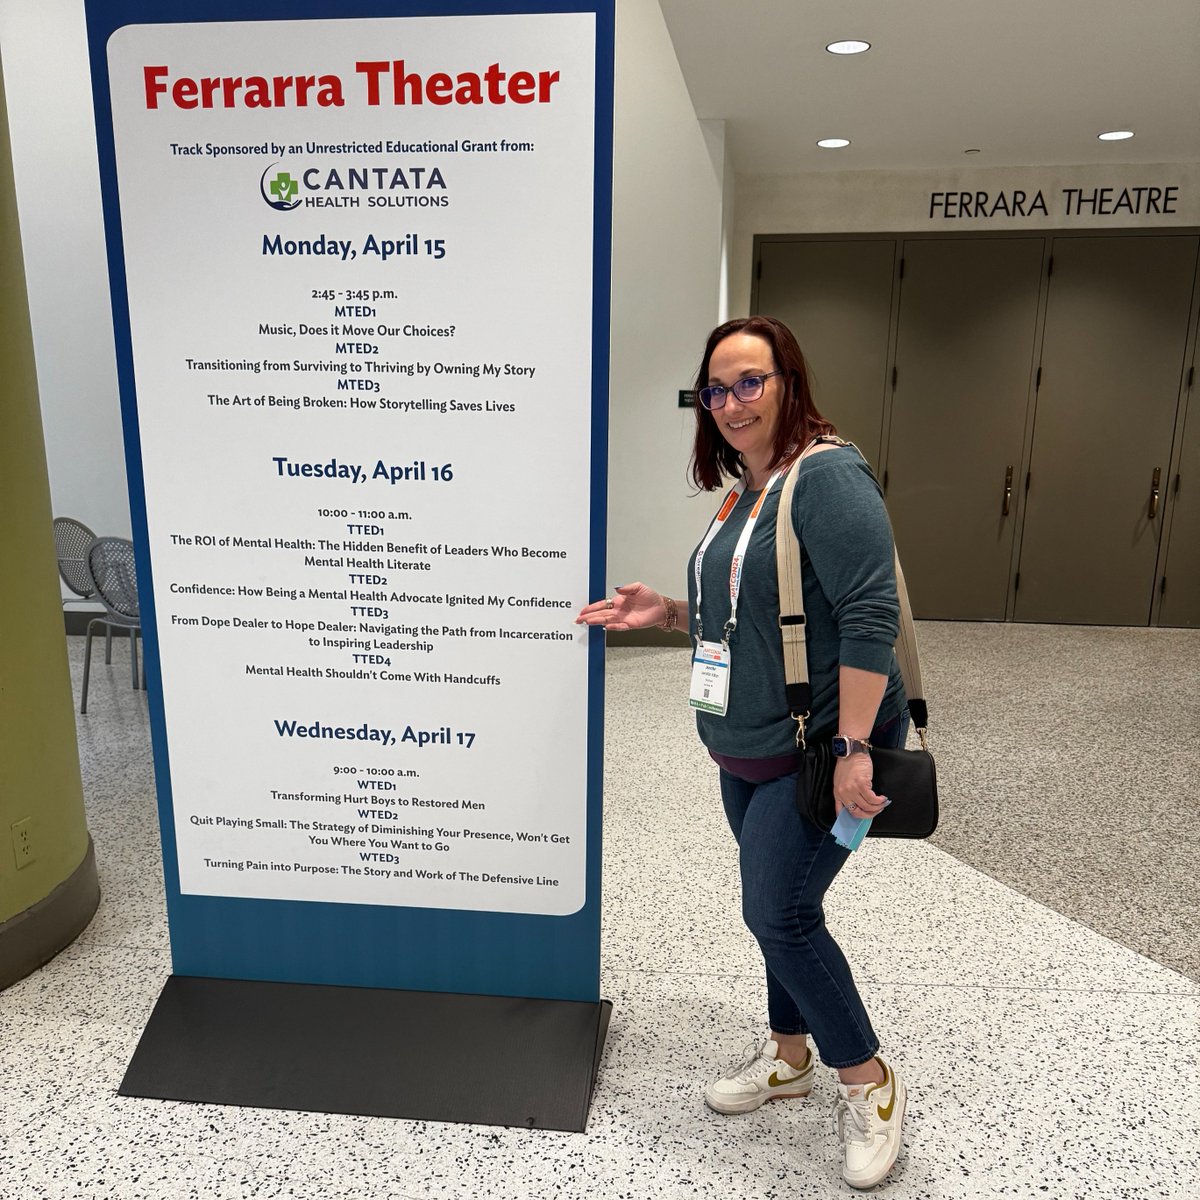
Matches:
[929,185,1181,219]
[143,60,563,109]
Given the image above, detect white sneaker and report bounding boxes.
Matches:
[704,1038,814,1114]
[835,1056,907,1189]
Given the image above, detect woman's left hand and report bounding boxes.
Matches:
[833,753,888,819]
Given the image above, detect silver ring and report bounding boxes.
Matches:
[605,598,615,610]
[847,802,858,812]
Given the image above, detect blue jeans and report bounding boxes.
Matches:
[718,713,908,1069]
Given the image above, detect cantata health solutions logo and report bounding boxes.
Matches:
[260,164,302,210]
[258,161,448,211]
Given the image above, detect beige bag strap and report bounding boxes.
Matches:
[775,439,929,750]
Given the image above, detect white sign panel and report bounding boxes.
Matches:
[106,14,597,915]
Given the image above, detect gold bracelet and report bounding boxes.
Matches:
[658,595,678,632]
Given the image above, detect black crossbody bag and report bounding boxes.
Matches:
[777,441,939,839]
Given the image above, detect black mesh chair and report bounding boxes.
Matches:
[54,516,98,605]
[81,537,143,714]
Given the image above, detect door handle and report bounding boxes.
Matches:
[1002,465,1013,516]
[1148,467,1162,519]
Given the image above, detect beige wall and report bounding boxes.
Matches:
[606,0,728,590]
[732,161,1200,318]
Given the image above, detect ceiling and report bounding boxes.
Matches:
[658,0,1200,174]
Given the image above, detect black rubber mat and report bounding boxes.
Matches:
[120,975,611,1132]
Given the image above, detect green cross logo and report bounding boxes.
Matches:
[270,172,298,202]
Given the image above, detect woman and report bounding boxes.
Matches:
[577,316,910,1190]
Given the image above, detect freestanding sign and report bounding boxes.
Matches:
[86,0,613,1128]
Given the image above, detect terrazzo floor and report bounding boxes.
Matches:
[2,625,1198,1199]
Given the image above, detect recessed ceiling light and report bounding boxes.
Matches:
[817,138,851,149]
[1098,130,1134,141]
[826,39,871,55]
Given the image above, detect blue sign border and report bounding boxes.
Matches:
[85,0,612,1002]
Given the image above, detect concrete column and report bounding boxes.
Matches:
[0,54,100,988]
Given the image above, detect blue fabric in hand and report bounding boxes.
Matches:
[831,807,871,851]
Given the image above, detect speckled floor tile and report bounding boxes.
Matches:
[913,622,1200,979]
[0,1111,417,1200]
[825,839,1198,995]
[71,884,171,953]
[0,940,170,1025]
[12,1095,380,1198]
[0,1012,140,1131]
[1,631,1194,1198]
[596,970,1200,1200]
[601,647,1198,996]
[5,966,1196,1200]
[861,981,1200,1199]
[328,969,1200,1200]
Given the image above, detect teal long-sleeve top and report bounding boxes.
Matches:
[686,446,906,758]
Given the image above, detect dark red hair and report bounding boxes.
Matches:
[689,316,836,491]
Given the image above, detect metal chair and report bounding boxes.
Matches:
[54,516,98,605]
[54,515,122,667]
[81,537,143,714]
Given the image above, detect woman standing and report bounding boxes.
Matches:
[578,316,910,1189]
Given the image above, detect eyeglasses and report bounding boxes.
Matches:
[698,371,782,411]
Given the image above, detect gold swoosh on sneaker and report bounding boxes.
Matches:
[767,1069,803,1088]
[875,1063,895,1121]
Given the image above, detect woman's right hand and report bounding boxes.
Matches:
[575,582,668,632]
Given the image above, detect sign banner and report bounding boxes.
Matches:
[87,0,612,1001]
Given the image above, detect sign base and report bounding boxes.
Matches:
[120,976,612,1132]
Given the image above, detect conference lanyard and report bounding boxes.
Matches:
[692,468,784,647]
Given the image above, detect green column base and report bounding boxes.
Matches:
[0,838,100,992]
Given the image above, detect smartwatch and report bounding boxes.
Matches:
[831,735,873,758]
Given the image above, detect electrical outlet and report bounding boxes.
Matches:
[11,817,35,869]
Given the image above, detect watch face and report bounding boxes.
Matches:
[831,736,849,757]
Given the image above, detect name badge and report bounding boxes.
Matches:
[689,640,731,716]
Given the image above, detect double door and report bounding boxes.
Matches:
[755,233,1200,626]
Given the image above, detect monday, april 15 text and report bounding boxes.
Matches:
[264,232,442,262]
